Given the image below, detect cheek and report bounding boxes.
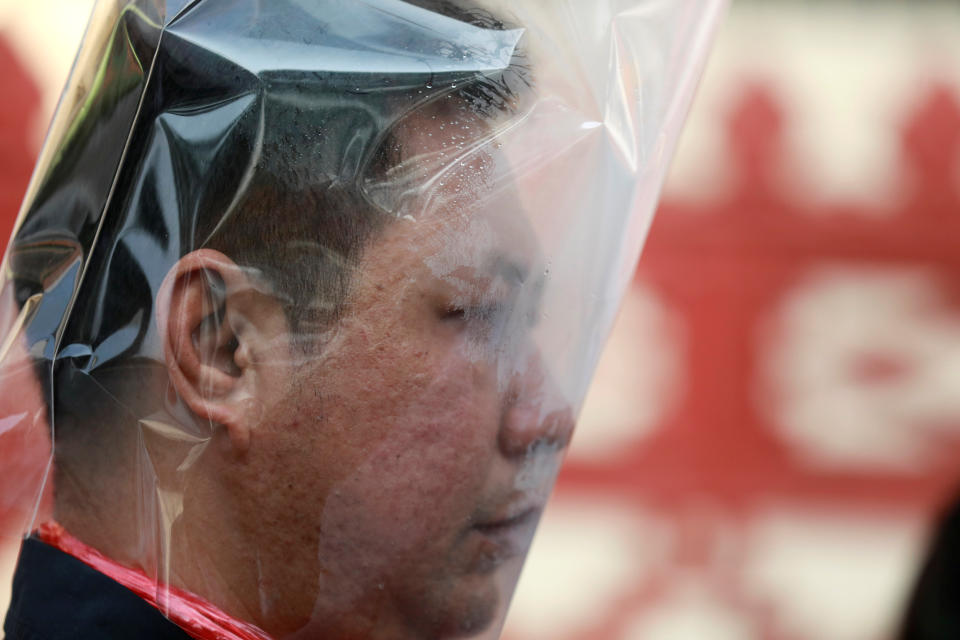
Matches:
[318,342,501,557]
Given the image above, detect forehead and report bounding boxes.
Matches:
[366,98,541,267]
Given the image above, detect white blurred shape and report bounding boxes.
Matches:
[572,285,683,462]
[664,2,960,208]
[762,266,960,471]
[621,579,757,640]
[505,496,671,639]
[743,509,924,640]
[0,0,96,149]
[0,538,16,618]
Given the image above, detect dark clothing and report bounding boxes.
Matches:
[3,537,192,640]
[899,497,960,640]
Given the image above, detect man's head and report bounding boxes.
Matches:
[156,167,574,638]
[29,1,574,638]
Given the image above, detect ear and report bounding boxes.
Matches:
[157,249,281,455]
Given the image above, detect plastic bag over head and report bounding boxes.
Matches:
[0,0,725,638]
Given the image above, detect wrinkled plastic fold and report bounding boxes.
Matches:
[0,1,725,638]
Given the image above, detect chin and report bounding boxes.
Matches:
[434,593,499,639]
[404,573,501,640]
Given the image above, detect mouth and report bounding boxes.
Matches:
[468,506,541,572]
[474,506,538,534]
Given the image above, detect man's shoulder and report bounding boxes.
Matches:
[3,537,193,640]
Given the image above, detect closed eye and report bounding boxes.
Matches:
[441,303,503,323]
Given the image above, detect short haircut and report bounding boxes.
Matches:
[67,0,530,350]
[193,1,531,341]
[7,0,531,475]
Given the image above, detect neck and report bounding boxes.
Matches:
[52,435,416,639]
[53,450,261,630]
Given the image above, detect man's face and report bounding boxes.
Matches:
[223,111,575,639]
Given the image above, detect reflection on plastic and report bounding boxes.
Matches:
[0,0,725,638]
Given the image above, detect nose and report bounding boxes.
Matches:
[498,350,575,457]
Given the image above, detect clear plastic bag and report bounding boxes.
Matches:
[0,1,725,638]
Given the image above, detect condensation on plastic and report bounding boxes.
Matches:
[0,1,724,638]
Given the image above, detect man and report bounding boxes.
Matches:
[2,0,573,638]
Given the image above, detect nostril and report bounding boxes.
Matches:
[546,407,576,449]
[498,402,575,457]
[498,348,574,456]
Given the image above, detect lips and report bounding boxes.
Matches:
[474,506,538,534]
[468,505,541,572]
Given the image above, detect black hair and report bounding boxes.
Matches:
[6,0,531,477]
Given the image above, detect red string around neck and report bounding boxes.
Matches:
[36,522,274,640]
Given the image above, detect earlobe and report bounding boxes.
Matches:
[158,250,259,455]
